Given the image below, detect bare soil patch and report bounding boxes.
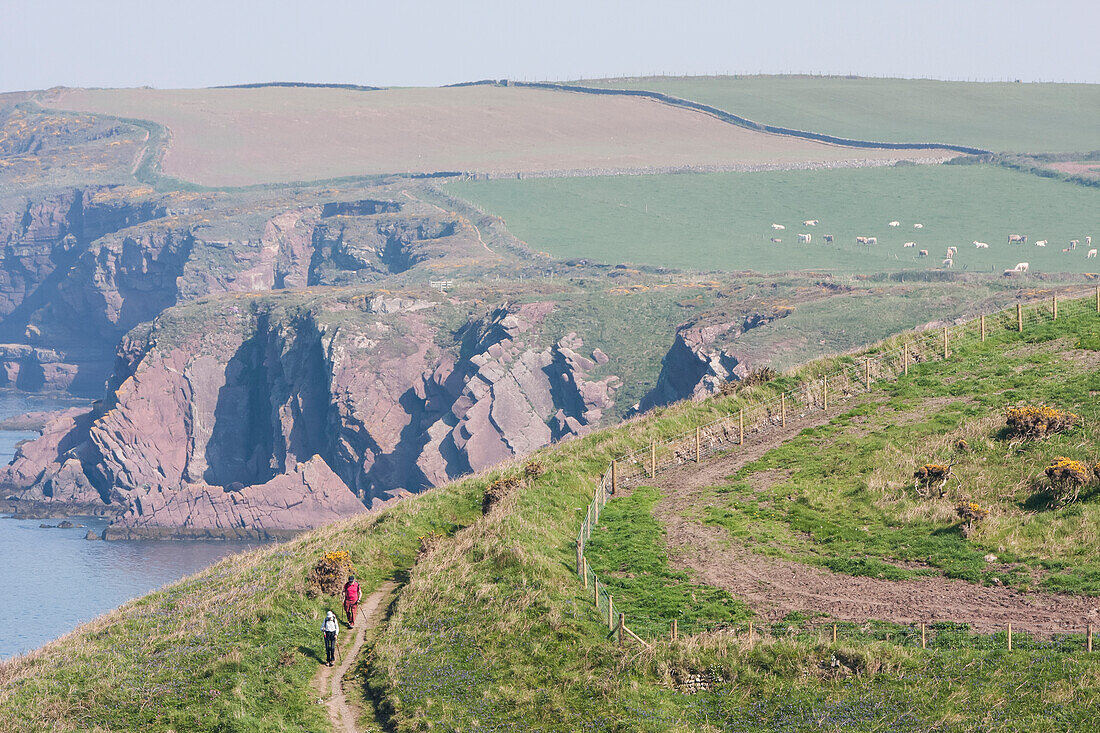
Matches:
[45,86,950,187]
[652,399,1100,636]
[1048,161,1100,178]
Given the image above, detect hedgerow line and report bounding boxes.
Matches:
[575,287,1100,649]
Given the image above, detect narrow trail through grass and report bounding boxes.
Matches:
[314,581,398,733]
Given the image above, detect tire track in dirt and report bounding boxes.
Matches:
[314,581,397,733]
[652,401,1100,636]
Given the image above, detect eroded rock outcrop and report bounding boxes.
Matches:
[2,292,620,535]
[105,456,367,540]
[640,310,789,410]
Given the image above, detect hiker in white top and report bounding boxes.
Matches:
[322,610,339,666]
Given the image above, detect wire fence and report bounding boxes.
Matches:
[575,287,1100,650]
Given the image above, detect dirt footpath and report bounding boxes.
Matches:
[314,581,397,733]
[652,409,1100,636]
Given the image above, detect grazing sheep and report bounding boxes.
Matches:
[1088,249,1098,259]
[913,223,924,229]
[918,249,929,257]
[974,242,989,249]
[798,233,812,243]
[942,258,953,267]
[1062,247,1072,253]
[856,236,868,244]
[1008,234,1027,243]
[823,234,834,243]
[1070,239,1079,249]
[947,246,958,256]
[1035,239,1048,247]
[888,221,901,227]
[770,237,782,243]
[802,219,818,226]
[1014,262,1030,272]
[903,242,916,248]
[1087,236,1092,247]
[866,237,877,245]
[772,223,785,230]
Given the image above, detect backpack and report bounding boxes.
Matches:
[345,581,360,603]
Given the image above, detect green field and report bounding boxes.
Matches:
[582,76,1100,153]
[449,164,1100,274]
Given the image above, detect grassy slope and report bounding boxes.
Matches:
[373,297,1100,731]
[588,302,1100,645]
[0,484,482,731]
[582,76,1100,153]
[4,298,1100,731]
[447,164,1100,275]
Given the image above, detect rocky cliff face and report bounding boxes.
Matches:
[640,310,790,409]
[1,292,618,535]
[0,185,487,395]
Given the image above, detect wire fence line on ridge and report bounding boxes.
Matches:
[575,286,1100,650]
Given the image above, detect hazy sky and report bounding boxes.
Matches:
[2,0,1098,92]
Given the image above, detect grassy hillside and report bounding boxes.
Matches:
[448,164,1100,274]
[582,76,1100,153]
[4,296,1099,731]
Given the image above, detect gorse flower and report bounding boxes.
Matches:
[1005,406,1078,439]
[1044,457,1092,505]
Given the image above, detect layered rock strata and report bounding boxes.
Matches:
[1,294,618,536]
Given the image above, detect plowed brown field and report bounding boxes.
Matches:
[45,85,949,187]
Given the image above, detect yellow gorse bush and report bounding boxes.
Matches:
[483,474,523,515]
[307,550,354,597]
[323,550,351,565]
[955,501,989,534]
[1005,405,1078,438]
[914,464,950,481]
[1044,457,1092,505]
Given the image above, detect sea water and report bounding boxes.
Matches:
[0,391,262,659]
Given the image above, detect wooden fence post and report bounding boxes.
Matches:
[1017,303,1023,332]
[593,577,598,606]
[1096,286,1099,314]
[781,393,786,427]
[903,342,909,376]
[618,613,625,646]
[650,442,656,477]
[695,427,701,462]
[611,460,617,494]
[607,595,614,629]
[943,326,948,359]
[980,314,986,342]
[586,504,592,538]
[739,408,744,445]
[671,618,678,641]
[1053,294,1058,320]
[1007,623,1012,651]
[1089,623,1093,653]
[832,624,837,643]
[865,358,871,390]
[822,375,828,410]
[921,622,926,649]
[582,556,588,588]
